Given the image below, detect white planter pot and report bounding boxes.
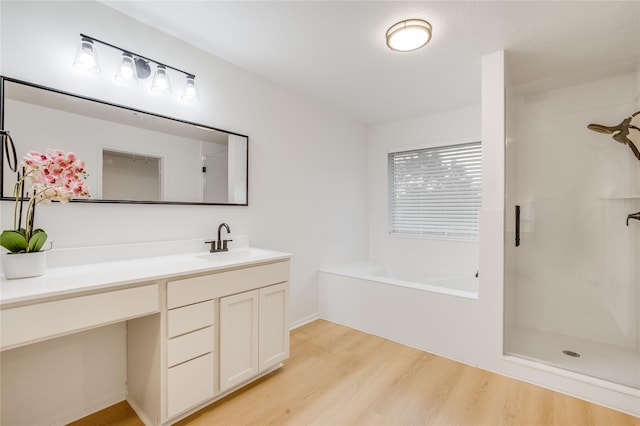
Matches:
[2,251,47,279]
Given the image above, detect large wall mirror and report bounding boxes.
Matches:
[1,76,248,205]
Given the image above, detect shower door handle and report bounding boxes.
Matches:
[515,205,521,247]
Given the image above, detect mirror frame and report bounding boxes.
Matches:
[0,76,249,206]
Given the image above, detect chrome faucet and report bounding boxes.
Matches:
[205,223,233,253]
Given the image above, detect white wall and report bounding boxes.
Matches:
[0,1,368,423]
[367,105,481,275]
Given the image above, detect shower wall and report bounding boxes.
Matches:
[506,67,639,352]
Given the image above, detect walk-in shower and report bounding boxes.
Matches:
[504,62,640,390]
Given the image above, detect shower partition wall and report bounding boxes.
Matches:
[504,63,640,390]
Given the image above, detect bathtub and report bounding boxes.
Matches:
[321,260,478,299]
[318,260,480,366]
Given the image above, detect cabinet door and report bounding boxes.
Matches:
[219,290,259,392]
[259,283,290,372]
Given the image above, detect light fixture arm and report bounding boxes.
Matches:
[79,33,195,78]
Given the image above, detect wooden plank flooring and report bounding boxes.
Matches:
[68,400,142,426]
[72,320,640,426]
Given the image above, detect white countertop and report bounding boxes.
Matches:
[0,247,292,307]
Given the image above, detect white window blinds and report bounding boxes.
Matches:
[388,141,482,238]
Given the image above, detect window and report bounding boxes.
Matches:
[388,141,482,238]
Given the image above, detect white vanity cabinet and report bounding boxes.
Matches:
[127,258,290,425]
[0,247,291,426]
[219,282,289,392]
[258,282,289,371]
[219,289,260,391]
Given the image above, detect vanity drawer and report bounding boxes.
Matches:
[167,352,214,418]
[167,326,214,368]
[167,260,290,308]
[167,300,214,338]
[1,284,159,351]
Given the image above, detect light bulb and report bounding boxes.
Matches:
[73,37,100,72]
[182,75,199,101]
[115,53,138,84]
[151,65,172,93]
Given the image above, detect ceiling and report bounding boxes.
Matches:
[101,1,640,125]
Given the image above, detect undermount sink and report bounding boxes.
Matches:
[195,247,274,263]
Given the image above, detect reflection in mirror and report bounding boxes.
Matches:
[1,77,248,205]
[102,149,162,201]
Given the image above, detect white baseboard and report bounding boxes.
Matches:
[52,392,126,426]
[290,313,320,330]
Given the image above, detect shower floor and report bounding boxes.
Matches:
[505,327,640,390]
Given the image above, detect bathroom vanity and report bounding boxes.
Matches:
[0,247,291,425]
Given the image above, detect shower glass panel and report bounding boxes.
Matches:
[504,63,640,389]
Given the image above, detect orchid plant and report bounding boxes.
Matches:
[0,149,89,253]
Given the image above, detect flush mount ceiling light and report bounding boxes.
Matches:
[386,19,432,52]
[73,34,199,101]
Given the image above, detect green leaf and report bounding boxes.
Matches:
[28,229,48,252]
[0,230,28,253]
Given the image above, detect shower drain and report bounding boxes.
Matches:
[562,350,581,358]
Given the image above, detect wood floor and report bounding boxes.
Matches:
[72,320,640,426]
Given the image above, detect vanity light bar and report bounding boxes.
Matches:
[73,33,199,101]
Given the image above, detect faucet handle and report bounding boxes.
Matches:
[204,240,217,253]
[221,239,233,251]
